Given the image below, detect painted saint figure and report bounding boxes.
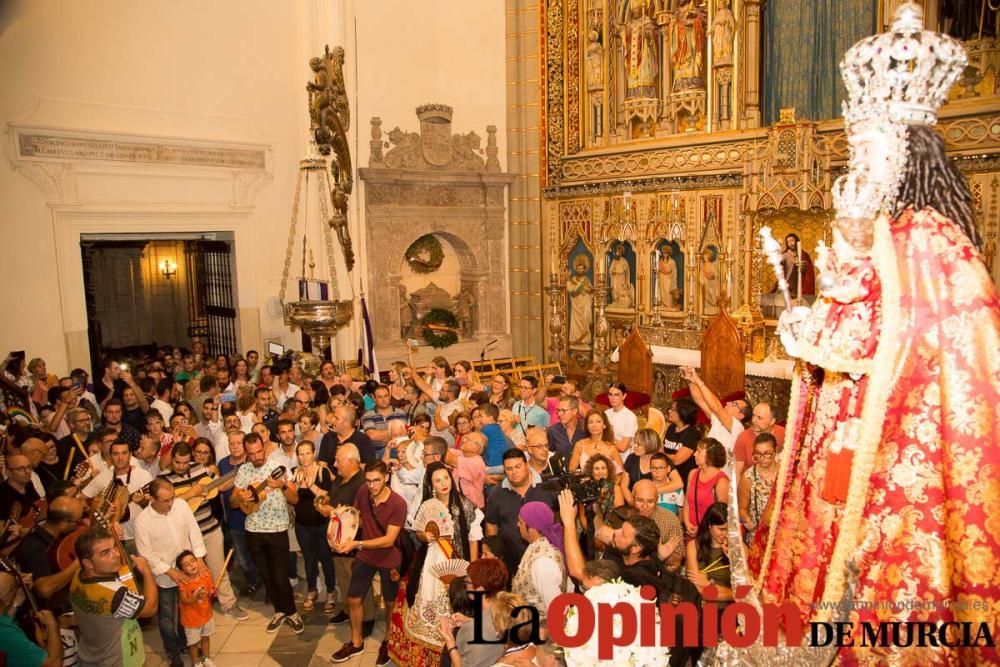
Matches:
[608,243,634,309]
[779,233,815,301]
[699,245,720,315]
[656,246,680,310]
[567,255,594,346]
[670,0,707,90]
[623,0,658,99]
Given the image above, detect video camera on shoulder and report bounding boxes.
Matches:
[542,470,605,506]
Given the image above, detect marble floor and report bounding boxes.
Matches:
[142,584,395,667]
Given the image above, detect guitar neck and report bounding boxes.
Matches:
[203,468,239,494]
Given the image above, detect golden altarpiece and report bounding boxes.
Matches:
[542,0,1000,411]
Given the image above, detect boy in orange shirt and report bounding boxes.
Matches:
[176,550,216,667]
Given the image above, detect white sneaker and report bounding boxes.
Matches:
[203,658,216,667]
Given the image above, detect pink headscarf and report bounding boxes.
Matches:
[518,502,565,558]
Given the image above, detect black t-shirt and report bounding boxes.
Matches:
[623,454,652,490]
[293,465,336,526]
[484,482,558,573]
[328,470,365,559]
[13,526,72,614]
[123,407,145,434]
[94,379,127,406]
[0,482,41,522]
[319,429,375,467]
[663,425,700,485]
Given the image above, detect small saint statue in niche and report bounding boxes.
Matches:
[700,245,720,316]
[586,29,605,141]
[567,255,594,346]
[711,0,736,66]
[656,244,681,310]
[609,243,635,309]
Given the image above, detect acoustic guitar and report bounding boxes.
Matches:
[174,468,239,513]
[232,466,287,515]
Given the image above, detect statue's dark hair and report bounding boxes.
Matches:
[895,125,979,250]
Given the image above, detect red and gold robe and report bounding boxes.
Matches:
[750,208,1000,665]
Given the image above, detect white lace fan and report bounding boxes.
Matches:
[326,505,361,549]
[413,499,454,537]
[429,558,470,585]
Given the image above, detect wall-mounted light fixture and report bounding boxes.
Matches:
[159,258,177,280]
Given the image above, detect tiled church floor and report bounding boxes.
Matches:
[142,586,395,667]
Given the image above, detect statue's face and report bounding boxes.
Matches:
[615,245,624,257]
[850,123,892,187]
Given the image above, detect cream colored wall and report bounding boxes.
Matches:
[0,0,507,374]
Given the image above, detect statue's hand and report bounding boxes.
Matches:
[776,305,811,357]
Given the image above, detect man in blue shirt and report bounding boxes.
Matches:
[511,376,549,434]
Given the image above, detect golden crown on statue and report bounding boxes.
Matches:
[840,2,966,129]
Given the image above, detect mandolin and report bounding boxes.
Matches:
[174,468,239,513]
[232,466,287,515]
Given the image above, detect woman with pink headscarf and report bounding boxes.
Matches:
[511,502,568,621]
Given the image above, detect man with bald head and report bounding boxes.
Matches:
[732,401,785,480]
[628,479,683,571]
[318,404,374,465]
[13,495,84,607]
[524,429,567,480]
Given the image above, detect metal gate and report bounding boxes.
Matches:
[186,240,238,357]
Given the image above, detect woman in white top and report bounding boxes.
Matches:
[568,411,625,478]
[604,382,638,453]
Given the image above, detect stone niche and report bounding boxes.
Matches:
[359,104,515,365]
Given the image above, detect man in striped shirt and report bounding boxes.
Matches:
[160,442,248,621]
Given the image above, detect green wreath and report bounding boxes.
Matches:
[405,234,444,274]
[420,308,460,348]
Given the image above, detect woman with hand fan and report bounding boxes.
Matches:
[387,462,483,667]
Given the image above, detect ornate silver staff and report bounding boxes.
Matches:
[759,226,793,312]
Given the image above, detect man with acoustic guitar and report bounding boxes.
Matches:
[80,441,153,553]
[0,453,43,523]
[230,433,304,634]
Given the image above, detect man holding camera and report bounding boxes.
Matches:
[557,488,698,666]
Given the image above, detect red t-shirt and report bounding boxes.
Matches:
[733,425,786,466]
[353,485,407,569]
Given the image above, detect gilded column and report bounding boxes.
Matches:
[740,0,761,128]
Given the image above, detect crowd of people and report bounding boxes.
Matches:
[0,344,785,667]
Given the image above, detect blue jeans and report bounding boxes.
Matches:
[156,585,185,659]
[230,527,261,587]
[295,522,335,593]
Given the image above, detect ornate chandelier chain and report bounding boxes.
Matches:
[278,166,306,306]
